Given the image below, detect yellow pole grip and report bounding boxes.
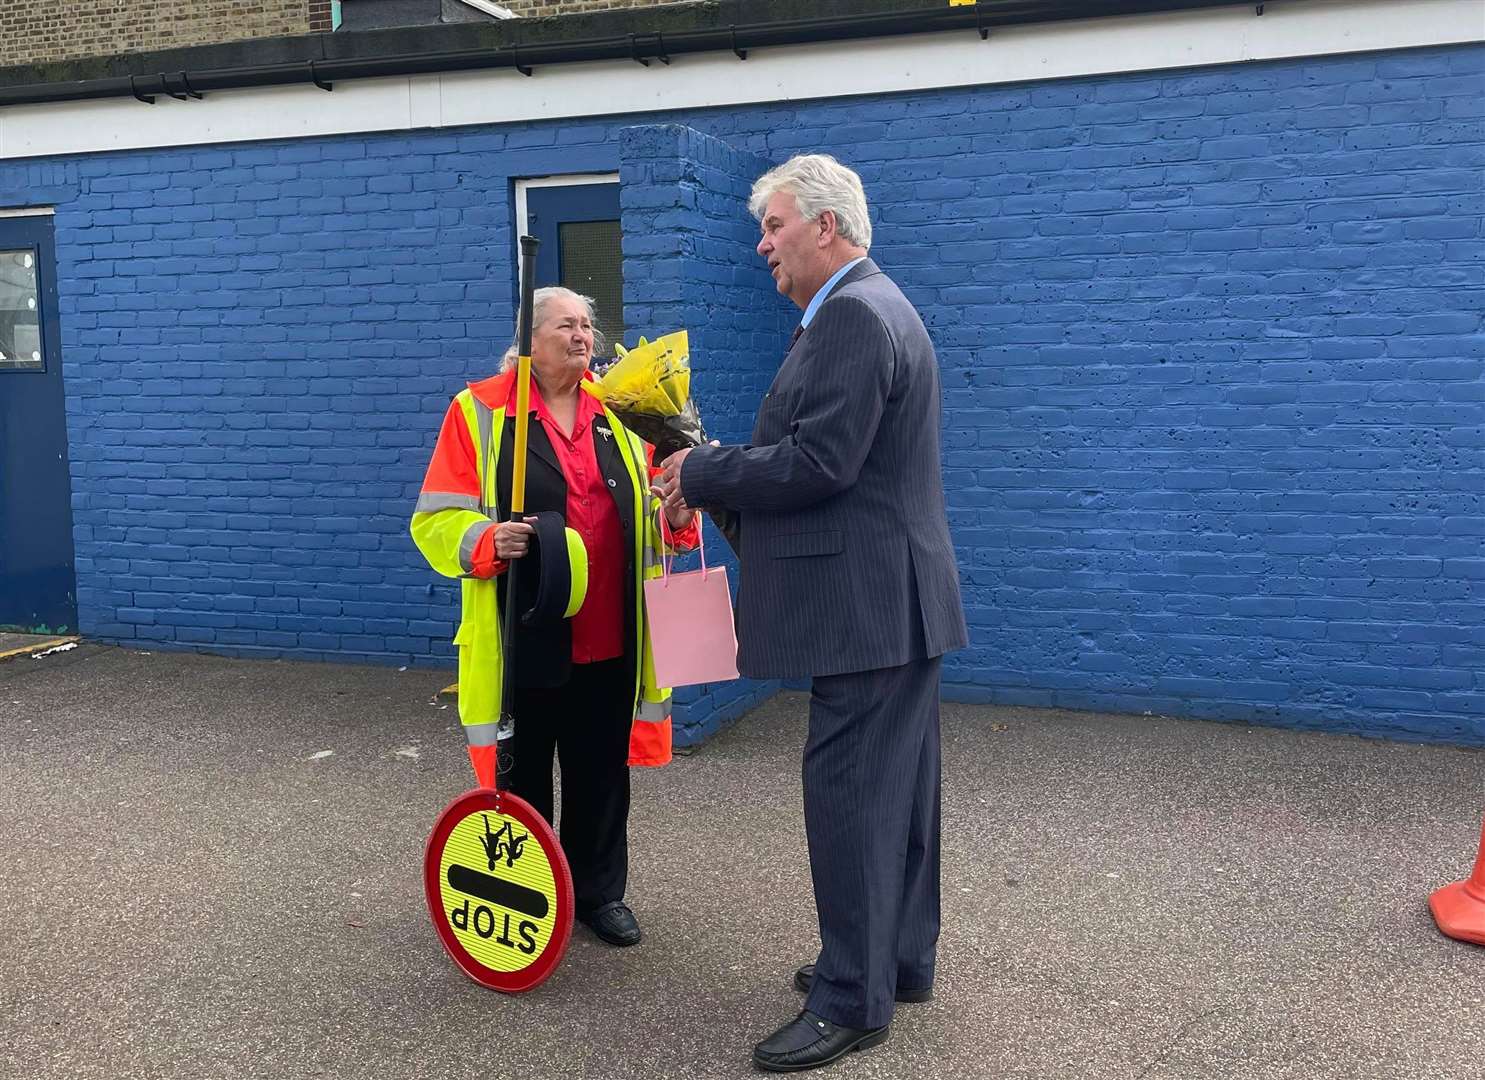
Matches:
[511,352,532,514]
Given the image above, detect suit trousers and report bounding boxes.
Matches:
[509,656,632,916]
[802,655,943,1030]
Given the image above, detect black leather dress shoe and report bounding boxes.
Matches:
[793,963,934,1003]
[579,901,641,946]
[752,1010,889,1072]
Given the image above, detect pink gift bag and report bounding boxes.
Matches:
[643,518,740,688]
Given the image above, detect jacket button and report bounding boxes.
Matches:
[607,478,617,487]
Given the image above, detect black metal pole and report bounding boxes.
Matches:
[496,234,540,789]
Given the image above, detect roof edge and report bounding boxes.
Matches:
[0,0,1264,105]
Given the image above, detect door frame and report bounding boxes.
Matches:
[513,173,619,242]
[0,205,77,633]
[513,172,624,348]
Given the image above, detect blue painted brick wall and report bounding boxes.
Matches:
[20,43,1483,745]
[618,123,793,744]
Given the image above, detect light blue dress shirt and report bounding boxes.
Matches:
[800,257,866,329]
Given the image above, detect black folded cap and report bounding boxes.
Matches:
[515,510,588,628]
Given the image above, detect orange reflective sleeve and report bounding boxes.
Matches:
[469,528,509,579]
[421,399,481,500]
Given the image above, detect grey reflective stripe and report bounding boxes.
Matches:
[643,526,660,572]
[636,697,670,723]
[464,721,504,746]
[474,399,496,517]
[415,492,481,514]
[626,429,661,574]
[458,520,489,574]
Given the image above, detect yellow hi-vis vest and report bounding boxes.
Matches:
[409,383,673,756]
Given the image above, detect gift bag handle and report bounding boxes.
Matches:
[658,510,708,587]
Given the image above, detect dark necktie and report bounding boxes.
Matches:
[788,324,804,351]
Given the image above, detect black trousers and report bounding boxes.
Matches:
[508,657,633,916]
[802,655,943,1030]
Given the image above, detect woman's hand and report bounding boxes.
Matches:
[652,448,692,515]
[663,503,696,532]
[493,518,536,561]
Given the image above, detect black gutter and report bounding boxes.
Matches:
[0,0,1273,108]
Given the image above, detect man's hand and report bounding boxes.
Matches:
[652,447,693,514]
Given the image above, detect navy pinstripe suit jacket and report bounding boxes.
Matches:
[682,258,968,680]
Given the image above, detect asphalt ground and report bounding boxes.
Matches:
[2,644,1482,1080]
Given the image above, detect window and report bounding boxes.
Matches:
[0,248,43,370]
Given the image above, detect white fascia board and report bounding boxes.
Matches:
[457,0,518,17]
[0,0,1480,160]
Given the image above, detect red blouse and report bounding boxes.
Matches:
[470,378,698,663]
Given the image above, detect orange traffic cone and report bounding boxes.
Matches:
[1431,816,1485,946]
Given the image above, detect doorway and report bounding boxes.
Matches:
[0,211,77,633]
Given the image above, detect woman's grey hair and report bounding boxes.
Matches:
[748,154,872,250]
[500,286,605,370]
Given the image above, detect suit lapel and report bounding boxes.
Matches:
[778,257,881,367]
[757,259,884,440]
[502,413,565,483]
[593,413,638,548]
[529,426,564,480]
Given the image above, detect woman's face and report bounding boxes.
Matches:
[529,294,595,392]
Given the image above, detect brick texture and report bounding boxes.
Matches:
[0,2,336,67]
[0,1,691,66]
[8,43,1481,745]
[308,0,336,32]
[618,122,793,744]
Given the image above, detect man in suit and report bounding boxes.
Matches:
[654,154,968,1072]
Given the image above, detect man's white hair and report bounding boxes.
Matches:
[748,154,872,250]
[500,286,604,370]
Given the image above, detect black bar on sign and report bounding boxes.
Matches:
[448,864,549,919]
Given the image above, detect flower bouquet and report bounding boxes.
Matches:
[590,329,706,462]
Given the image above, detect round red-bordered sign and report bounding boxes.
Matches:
[424,787,574,993]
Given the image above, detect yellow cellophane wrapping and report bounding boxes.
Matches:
[590,330,690,416]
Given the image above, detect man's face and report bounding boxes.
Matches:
[756,191,828,311]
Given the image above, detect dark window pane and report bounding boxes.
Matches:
[559,219,624,354]
[0,249,42,371]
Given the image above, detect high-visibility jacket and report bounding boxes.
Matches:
[410,369,676,770]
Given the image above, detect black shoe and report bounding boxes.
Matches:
[579,901,641,947]
[793,963,933,1004]
[752,1010,889,1072]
